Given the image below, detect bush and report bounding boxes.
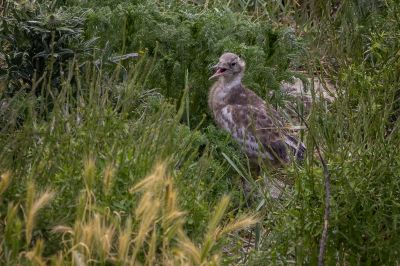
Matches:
[0,1,96,122]
[82,0,304,124]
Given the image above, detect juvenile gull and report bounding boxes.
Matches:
[208,52,306,166]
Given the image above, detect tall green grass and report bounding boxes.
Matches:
[0,51,260,264]
[1,0,400,264]
[247,0,400,264]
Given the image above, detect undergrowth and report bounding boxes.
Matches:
[1,0,400,265]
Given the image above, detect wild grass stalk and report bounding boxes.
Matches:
[117,217,132,263]
[200,195,231,262]
[48,162,257,264]
[24,238,46,266]
[3,203,22,261]
[24,182,55,247]
[83,156,96,191]
[0,171,11,197]
[103,162,116,196]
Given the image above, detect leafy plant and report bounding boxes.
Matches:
[0,2,96,98]
[81,0,304,125]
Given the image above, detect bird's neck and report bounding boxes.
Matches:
[210,75,243,109]
[209,74,244,111]
[221,74,243,90]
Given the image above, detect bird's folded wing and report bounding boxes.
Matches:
[218,105,291,163]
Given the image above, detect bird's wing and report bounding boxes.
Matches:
[218,105,304,164]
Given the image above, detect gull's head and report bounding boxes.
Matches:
[209,52,245,82]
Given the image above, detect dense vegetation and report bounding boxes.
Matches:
[1,0,399,264]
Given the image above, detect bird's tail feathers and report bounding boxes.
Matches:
[285,135,306,162]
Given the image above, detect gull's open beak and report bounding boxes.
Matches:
[209,64,227,80]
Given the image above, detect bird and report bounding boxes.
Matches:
[208,52,306,166]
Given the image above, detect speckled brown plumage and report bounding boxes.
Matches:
[209,52,305,166]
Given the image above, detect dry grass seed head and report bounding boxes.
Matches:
[91,214,116,258]
[25,184,55,245]
[130,163,167,194]
[206,195,231,236]
[83,156,96,189]
[133,196,160,254]
[145,224,158,266]
[216,214,259,238]
[51,251,64,266]
[0,170,12,195]
[74,220,94,257]
[25,238,46,266]
[5,202,19,232]
[51,225,74,235]
[176,229,201,264]
[117,217,132,262]
[162,178,186,237]
[103,162,116,195]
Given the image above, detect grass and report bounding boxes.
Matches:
[0,53,258,264]
[1,0,400,264]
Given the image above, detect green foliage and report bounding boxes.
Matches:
[247,1,400,265]
[81,0,303,124]
[0,2,96,100]
[1,0,400,264]
[0,50,250,262]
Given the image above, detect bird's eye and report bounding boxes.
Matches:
[231,62,236,66]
